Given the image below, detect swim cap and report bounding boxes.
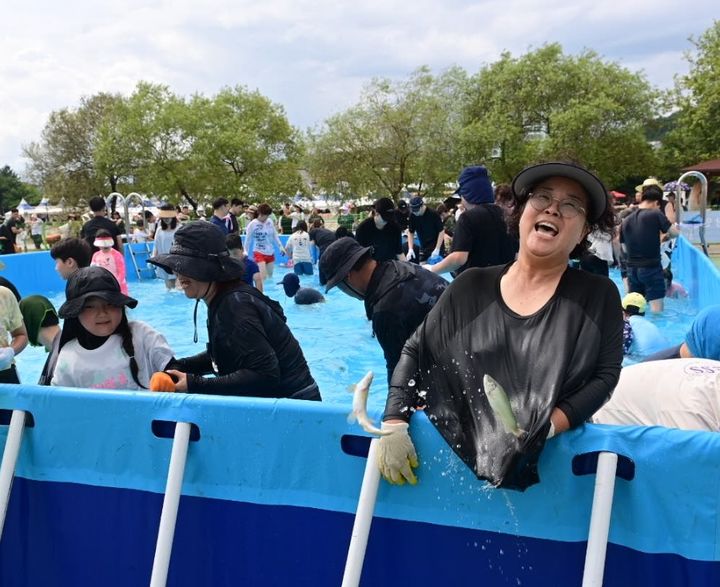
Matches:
[622,292,647,316]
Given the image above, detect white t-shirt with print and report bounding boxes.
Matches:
[287,231,313,263]
[246,218,278,255]
[52,321,174,390]
[0,286,23,359]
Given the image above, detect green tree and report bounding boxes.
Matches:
[190,86,302,203]
[662,20,720,168]
[23,93,124,204]
[305,66,468,201]
[0,166,37,211]
[460,44,659,186]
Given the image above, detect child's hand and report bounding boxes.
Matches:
[165,369,188,392]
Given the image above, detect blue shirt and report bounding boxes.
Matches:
[210,215,230,235]
[243,258,260,286]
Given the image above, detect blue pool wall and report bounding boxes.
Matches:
[673,235,720,311]
[2,233,720,585]
[0,237,293,297]
[1,385,720,586]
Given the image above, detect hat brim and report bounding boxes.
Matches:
[324,245,372,292]
[511,162,609,222]
[149,253,246,282]
[158,210,177,218]
[58,290,138,319]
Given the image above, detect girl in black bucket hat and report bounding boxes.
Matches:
[41,266,176,389]
[148,221,321,400]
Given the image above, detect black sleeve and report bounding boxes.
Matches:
[450,211,474,253]
[185,299,283,396]
[173,351,214,375]
[556,282,624,427]
[382,327,422,422]
[392,224,402,255]
[657,211,672,233]
[372,312,412,384]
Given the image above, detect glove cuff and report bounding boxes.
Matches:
[381,421,409,433]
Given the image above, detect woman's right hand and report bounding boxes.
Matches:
[377,421,419,485]
[165,370,188,392]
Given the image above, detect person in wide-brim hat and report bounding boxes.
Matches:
[148,221,321,401]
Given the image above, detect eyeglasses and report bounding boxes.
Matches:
[528,190,586,219]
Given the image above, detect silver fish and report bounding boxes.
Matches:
[347,371,390,436]
[483,374,526,439]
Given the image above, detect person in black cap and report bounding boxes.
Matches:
[377,161,622,490]
[149,221,320,400]
[277,273,325,305]
[41,266,175,389]
[354,197,405,263]
[428,165,516,276]
[320,237,448,383]
[406,196,445,264]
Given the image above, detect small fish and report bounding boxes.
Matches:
[483,374,526,439]
[347,371,390,436]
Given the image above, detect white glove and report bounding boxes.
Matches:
[0,347,15,370]
[376,422,419,485]
[406,248,415,261]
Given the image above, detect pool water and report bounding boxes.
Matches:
[13,267,697,410]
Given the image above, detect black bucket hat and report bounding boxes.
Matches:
[511,162,609,222]
[148,221,245,282]
[319,237,372,292]
[58,266,138,319]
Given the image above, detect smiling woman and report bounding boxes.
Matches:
[377,161,623,490]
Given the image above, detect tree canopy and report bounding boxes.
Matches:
[24,83,302,207]
[459,44,659,186]
[305,67,468,201]
[661,20,720,168]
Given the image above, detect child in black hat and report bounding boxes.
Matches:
[42,266,175,389]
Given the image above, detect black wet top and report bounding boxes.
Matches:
[451,204,517,273]
[177,284,319,399]
[384,264,623,489]
[355,218,402,262]
[364,261,448,382]
[620,208,671,267]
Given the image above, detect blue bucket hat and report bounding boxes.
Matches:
[455,165,494,205]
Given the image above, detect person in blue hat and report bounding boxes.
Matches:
[428,165,516,275]
[406,196,445,264]
[277,273,325,305]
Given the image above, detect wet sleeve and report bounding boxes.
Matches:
[372,312,412,384]
[186,302,283,396]
[555,283,624,427]
[383,327,422,422]
[174,351,214,375]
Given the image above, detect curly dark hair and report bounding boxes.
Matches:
[506,165,617,259]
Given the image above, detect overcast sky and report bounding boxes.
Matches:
[2,1,718,177]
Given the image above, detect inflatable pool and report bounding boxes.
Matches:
[1,235,720,586]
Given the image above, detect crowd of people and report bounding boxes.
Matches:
[1,160,718,490]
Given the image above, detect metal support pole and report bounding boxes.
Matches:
[150,421,191,587]
[341,438,381,587]
[581,451,619,587]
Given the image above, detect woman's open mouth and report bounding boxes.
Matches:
[534,221,559,236]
